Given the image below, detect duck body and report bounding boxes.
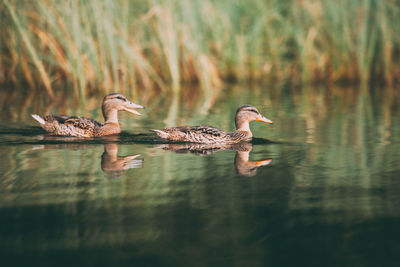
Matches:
[151,105,272,144]
[32,114,117,137]
[32,93,143,137]
[151,126,252,144]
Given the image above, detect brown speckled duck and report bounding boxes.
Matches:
[31,93,144,137]
[151,105,272,144]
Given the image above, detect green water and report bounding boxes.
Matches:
[0,86,400,266]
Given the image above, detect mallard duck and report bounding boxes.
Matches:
[31,93,144,137]
[151,105,272,144]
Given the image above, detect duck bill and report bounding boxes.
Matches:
[256,115,273,124]
[122,102,144,116]
[254,159,272,166]
[126,154,142,160]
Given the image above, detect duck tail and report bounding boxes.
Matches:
[150,129,169,139]
[31,114,46,125]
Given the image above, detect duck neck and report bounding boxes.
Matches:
[103,107,120,125]
[101,144,118,171]
[235,119,252,137]
[235,150,249,163]
[103,144,118,160]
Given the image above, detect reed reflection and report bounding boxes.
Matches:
[156,142,271,176]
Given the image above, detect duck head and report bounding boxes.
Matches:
[102,93,144,123]
[234,105,272,135]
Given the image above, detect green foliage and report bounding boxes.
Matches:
[1,0,399,98]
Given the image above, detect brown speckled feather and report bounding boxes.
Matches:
[41,115,104,137]
[151,125,251,144]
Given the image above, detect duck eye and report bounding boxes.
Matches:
[248,109,259,114]
[116,96,126,101]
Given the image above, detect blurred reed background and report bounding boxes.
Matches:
[1,0,399,100]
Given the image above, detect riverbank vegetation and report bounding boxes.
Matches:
[1,0,399,99]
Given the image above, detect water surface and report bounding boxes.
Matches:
[0,86,399,266]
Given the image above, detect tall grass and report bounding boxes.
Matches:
[1,0,399,99]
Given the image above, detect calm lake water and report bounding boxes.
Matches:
[0,86,399,266]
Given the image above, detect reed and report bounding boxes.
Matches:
[1,0,399,99]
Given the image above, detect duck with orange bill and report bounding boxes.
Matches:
[32,93,144,137]
[151,105,272,144]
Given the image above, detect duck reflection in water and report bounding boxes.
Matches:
[31,135,143,177]
[101,143,143,177]
[156,142,271,177]
[234,144,271,177]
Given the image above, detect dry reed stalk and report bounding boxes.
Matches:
[4,0,55,99]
